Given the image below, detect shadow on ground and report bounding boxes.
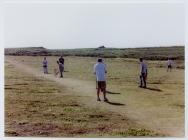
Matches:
[106,90,121,94]
[105,101,125,106]
[145,87,162,92]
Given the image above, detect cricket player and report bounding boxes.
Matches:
[94,58,108,102]
[139,58,148,88]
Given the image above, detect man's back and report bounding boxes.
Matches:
[43,60,48,67]
[94,62,106,81]
[140,62,147,74]
[167,59,173,66]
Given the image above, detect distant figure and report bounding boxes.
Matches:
[167,58,173,72]
[57,61,64,78]
[94,58,108,102]
[59,55,64,65]
[42,57,48,74]
[139,58,147,88]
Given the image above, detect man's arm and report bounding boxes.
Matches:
[93,65,96,74]
[145,64,148,77]
[140,64,143,74]
[104,64,107,73]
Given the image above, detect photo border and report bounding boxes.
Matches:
[0,0,187,140]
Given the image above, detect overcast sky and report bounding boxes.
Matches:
[4,2,184,49]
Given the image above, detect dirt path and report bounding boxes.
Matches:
[6,57,184,137]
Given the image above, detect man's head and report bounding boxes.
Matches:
[139,58,143,62]
[61,55,63,58]
[44,57,46,60]
[98,58,103,63]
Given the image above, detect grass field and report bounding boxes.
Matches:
[5,55,184,137]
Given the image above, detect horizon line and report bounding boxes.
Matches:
[4,45,185,50]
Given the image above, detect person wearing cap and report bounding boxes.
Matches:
[139,58,148,88]
[94,58,108,102]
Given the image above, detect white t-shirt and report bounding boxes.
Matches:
[94,62,107,81]
[167,59,173,66]
[140,62,147,74]
[43,60,48,67]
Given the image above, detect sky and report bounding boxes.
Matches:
[4,1,185,49]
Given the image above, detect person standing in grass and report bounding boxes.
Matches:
[94,58,108,102]
[167,58,173,72]
[57,61,64,78]
[59,55,64,65]
[139,58,147,88]
[42,57,48,74]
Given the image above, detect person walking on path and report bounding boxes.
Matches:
[139,58,147,88]
[42,57,48,74]
[94,58,108,102]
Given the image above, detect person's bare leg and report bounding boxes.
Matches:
[139,75,143,87]
[97,88,100,101]
[143,77,146,88]
[60,72,63,78]
[103,89,108,101]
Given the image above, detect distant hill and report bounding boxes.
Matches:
[5,47,48,56]
[4,46,184,60]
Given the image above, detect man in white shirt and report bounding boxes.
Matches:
[167,58,173,72]
[139,58,147,88]
[94,58,108,102]
[42,57,48,74]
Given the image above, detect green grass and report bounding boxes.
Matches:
[5,60,162,137]
[5,55,184,137]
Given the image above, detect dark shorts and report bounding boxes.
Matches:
[59,66,64,72]
[168,65,172,68]
[140,73,147,79]
[97,81,106,91]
